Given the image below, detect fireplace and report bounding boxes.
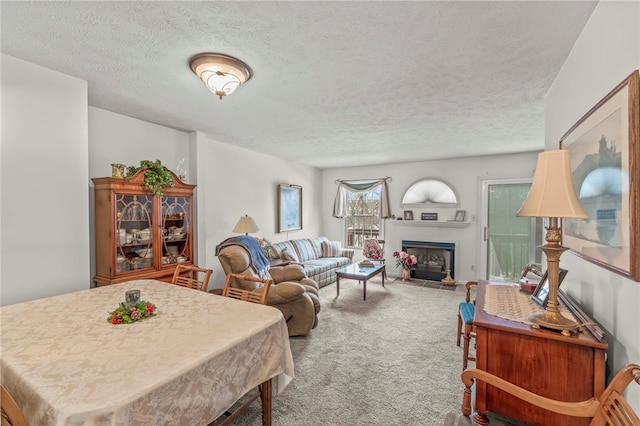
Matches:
[401,240,455,281]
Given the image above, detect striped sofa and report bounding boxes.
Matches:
[268,237,355,288]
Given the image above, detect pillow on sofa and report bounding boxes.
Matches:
[281,247,300,263]
[321,240,342,257]
[266,244,280,259]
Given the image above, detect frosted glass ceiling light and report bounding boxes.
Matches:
[189,53,253,100]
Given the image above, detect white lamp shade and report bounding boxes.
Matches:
[233,215,260,234]
[517,150,588,219]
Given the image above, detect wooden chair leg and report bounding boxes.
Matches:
[463,323,473,370]
[456,311,463,346]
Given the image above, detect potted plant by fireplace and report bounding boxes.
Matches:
[393,251,417,281]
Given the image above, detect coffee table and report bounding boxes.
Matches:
[336,263,386,301]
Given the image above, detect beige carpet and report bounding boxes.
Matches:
[218,277,477,425]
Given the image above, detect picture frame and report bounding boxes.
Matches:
[455,210,466,222]
[277,184,302,233]
[404,210,414,220]
[531,268,568,308]
[558,290,605,343]
[559,70,639,281]
[421,212,438,221]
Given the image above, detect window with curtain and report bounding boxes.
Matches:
[333,179,391,249]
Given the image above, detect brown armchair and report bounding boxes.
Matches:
[216,242,320,337]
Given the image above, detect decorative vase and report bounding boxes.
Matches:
[442,269,455,286]
[111,163,125,178]
[401,269,411,282]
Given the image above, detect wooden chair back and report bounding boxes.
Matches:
[464,280,477,303]
[222,273,272,305]
[461,363,640,425]
[1,385,29,426]
[171,264,212,292]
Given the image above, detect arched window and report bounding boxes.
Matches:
[401,178,459,207]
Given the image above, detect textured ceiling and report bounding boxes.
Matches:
[1,1,597,169]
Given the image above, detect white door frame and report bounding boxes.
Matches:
[477,177,533,280]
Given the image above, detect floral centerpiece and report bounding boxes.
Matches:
[362,240,383,260]
[393,251,418,281]
[108,301,156,324]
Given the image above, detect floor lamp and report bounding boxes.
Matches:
[517,150,588,336]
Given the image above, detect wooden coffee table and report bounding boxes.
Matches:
[335,263,386,301]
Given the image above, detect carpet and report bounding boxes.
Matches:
[222,277,470,425]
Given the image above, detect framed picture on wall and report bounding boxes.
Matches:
[277,184,302,232]
[559,70,639,281]
[404,210,414,220]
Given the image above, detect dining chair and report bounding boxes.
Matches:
[456,281,477,371]
[461,363,640,425]
[171,264,213,292]
[221,273,272,305]
[1,385,29,426]
[212,273,274,426]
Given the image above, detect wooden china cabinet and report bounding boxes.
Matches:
[92,169,196,286]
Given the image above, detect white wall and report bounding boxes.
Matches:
[87,107,191,281]
[1,54,90,305]
[88,107,190,179]
[194,134,323,288]
[87,110,323,290]
[321,152,540,282]
[545,0,639,408]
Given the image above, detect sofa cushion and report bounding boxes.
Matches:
[321,240,343,257]
[308,237,324,259]
[303,257,352,287]
[293,239,317,262]
[270,240,297,260]
[281,247,300,263]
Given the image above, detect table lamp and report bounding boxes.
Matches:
[517,149,588,335]
[232,215,260,235]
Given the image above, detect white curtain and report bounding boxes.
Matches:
[332,179,391,219]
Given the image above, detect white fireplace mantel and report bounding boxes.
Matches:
[388,220,471,228]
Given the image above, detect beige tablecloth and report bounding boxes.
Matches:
[0,280,294,425]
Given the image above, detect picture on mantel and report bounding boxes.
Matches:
[421,213,438,221]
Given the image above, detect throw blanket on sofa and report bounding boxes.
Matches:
[215,236,270,276]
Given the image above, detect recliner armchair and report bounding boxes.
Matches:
[216,242,321,337]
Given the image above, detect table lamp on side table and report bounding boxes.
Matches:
[517,149,588,336]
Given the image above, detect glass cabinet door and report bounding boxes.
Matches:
[161,196,191,266]
[115,194,154,274]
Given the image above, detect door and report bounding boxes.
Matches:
[479,179,542,281]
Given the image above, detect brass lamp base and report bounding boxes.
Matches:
[530,310,578,336]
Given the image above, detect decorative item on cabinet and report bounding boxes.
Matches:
[92,168,195,286]
[111,163,125,178]
[125,159,175,197]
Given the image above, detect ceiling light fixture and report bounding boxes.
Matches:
[189,53,253,100]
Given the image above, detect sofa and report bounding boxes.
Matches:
[267,237,354,288]
[216,237,321,337]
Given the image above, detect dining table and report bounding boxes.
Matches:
[0,279,294,425]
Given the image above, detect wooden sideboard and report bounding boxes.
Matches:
[472,280,608,426]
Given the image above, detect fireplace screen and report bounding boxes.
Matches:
[402,240,455,281]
